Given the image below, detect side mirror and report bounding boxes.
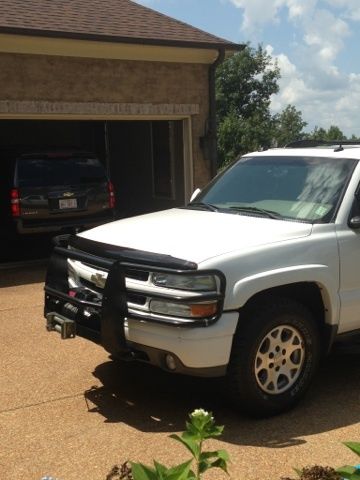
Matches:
[349,216,360,229]
[190,188,201,203]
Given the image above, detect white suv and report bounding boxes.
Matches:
[45,142,360,416]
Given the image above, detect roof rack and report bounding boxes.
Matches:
[286,139,360,148]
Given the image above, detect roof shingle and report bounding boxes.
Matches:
[0,0,240,50]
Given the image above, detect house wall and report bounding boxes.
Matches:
[0,52,212,187]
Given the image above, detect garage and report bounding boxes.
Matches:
[0,0,240,262]
[0,119,185,219]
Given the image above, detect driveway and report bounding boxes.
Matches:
[1,265,359,480]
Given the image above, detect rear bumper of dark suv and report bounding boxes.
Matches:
[15,210,114,234]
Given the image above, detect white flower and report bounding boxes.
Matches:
[191,408,213,420]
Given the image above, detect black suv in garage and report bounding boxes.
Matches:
[1,148,115,236]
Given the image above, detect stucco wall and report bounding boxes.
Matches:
[0,52,212,186]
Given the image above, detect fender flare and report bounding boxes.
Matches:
[232,264,339,326]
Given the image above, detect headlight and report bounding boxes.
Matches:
[152,273,218,291]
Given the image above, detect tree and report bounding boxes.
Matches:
[350,134,360,141]
[326,125,347,141]
[306,125,347,141]
[216,44,280,166]
[273,105,307,146]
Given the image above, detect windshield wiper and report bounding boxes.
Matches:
[228,205,283,219]
[188,202,219,212]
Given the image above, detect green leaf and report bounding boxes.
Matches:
[154,460,168,479]
[209,457,229,475]
[198,457,229,475]
[202,425,224,439]
[337,465,357,479]
[184,422,201,439]
[131,462,158,480]
[166,460,193,480]
[200,450,229,462]
[198,451,229,475]
[169,434,200,458]
[344,443,360,458]
[293,467,303,477]
[198,459,212,475]
[338,469,360,480]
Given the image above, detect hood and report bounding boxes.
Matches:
[79,208,312,264]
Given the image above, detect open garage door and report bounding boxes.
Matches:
[0,118,187,262]
[0,119,185,218]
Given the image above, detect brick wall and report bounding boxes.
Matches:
[0,52,212,187]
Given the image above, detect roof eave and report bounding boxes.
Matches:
[0,26,243,52]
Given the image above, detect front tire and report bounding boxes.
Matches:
[226,297,321,416]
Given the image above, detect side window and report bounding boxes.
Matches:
[349,187,360,219]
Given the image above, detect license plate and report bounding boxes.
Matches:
[59,198,77,209]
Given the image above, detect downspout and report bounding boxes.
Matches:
[208,48,225,177]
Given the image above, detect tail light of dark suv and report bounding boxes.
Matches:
[108,181,115,209]
[10,188,21,217]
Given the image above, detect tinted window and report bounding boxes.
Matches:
[17,156,107,187]
[195,155,356,223]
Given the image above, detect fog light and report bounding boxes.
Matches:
[165,354,177,371]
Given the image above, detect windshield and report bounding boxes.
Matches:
[17,156,107,188]
[191,155,356,223]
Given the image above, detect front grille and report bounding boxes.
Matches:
[81,278,103,294]
[81,278,146,306]
[127,293,147,306]
[125,268,149,281]
[80,262,148,282]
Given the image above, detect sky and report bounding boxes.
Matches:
[134,0,360,137]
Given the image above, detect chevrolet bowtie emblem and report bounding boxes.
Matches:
[63,192,74,197]
[90,272,107,289]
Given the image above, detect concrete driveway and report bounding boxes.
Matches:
[1,265,359,480]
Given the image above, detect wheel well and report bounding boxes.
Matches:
[242,282,332,352]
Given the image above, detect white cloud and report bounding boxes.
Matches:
[228,0,317,33]
[228,0,285,32]
[268,46,360,135]
[303,9,349,62]
[325,0,360,21]
[228,0,360,136]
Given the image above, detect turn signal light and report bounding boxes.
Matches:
[189,303,218,318]
[10,188,20,217]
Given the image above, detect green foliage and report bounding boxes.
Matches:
[216,44,280,166]
[337,442,360,480]
[273,105,308,147]
[306,125,347,141]
[216,44,279,120]
[130,460,193,480]
[130,409,229,480]
[343,443,360,457]
[215,42,360,169]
